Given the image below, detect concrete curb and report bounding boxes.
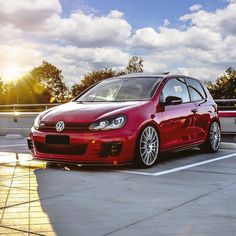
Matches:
[220,142,236,150]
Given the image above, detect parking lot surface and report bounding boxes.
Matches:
[0,137,236,236]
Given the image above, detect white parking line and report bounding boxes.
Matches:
[0,144,27,148]
[121,153,236,176]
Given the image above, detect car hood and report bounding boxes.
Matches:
[40,101,146,123]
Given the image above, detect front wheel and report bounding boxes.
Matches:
[200,121,221,153]
[134,126,160,168]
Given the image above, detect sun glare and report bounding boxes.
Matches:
[1,64,21,83]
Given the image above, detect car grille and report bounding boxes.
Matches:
[35,142,87,155]
[38,122,90,132]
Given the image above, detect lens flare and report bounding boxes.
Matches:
[1,64,21,83]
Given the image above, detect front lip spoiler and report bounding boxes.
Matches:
[31,157,133,167]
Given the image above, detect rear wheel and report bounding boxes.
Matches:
[200,121,221,153]
[135,126,160,168]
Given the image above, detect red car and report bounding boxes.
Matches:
[28,74,221,168]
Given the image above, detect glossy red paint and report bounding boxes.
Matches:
[219,111,236,117]
[28,74,220,166]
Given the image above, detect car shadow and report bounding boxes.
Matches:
[39,147,203,172]
[32,147,204,235]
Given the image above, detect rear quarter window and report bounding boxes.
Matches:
[187,78,206,102]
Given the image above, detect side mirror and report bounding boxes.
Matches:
[165,96,183,105]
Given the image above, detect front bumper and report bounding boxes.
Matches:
[28,127,137,164]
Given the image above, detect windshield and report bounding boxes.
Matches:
[76,77,161,102]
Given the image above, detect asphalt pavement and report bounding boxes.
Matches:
[0,136,236,236]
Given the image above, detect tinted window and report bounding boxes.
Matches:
[77,77,161,102]
[162,78,190,103]
[187,78,206,101]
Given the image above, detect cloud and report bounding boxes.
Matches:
[107,10,124,18]
[43,11,131,47]
[0,0,131,47]
[189,4,202,12]
[0,41,131,86]
[180,2,236,35]
[129,1,236,81]
[0,0,61,30]
[0,0,236,84]
[163,19,170,27]
[37,44,130,85]
[131,26,222,51]
[0,25,23,42]
[176,67,224,82]
[0,44,43,80]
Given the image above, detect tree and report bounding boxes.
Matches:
[0,77,4,104]
[14,74,51,104]
[0,61,71,104]
[0,77,3,91]
[125,56,143,74]
[0,77,3,96]
[0,81,16,105]
[207,67,236,99]
[30,61,69,102]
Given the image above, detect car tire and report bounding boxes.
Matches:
[200,121,221,153]
[134,125,160,168]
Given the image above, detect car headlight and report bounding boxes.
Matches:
[33,114,42,130]
[89,115,127,131]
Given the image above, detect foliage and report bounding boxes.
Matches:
[15,74,51,104]
[30,61,69,102]
[0,56,144,104]
[1,58,235,106]
[0,61,70,104]
[0,77,5,104]
[0,81,16,104]
[207,67,236,99]
[0,77,3,90]
[125,56,143,74]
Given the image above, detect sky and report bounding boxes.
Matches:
[0,0,235,86]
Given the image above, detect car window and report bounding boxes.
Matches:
[187,78,206,101]
[162,78,190,103]
[77,77,161,102]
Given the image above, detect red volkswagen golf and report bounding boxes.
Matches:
[28,74,221,168]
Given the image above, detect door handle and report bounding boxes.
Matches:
[191,109,197,114]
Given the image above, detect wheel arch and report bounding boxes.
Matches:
[133,121,161,167]
[205,117,221,138]
[135,120,161,147]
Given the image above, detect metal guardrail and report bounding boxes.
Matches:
[0,100,235,137]
[215,99,236,111]
[0,99,235,112]
[215,99,236,102]
[0,103,61,112]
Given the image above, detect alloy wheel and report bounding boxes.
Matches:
[209,122,220,151]
[139,126,159,167]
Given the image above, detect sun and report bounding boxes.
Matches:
[1,64,21,83]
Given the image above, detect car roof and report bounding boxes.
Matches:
[115,73,166,79]
[114,73,197,80]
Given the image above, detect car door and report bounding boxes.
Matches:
[160,77,199,150]
[186,78,213,142]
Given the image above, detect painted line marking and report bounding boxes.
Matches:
[0,144,27,148]
[121,153,236,176]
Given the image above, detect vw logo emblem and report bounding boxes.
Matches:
[56,121,65,132]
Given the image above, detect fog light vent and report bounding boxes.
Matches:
[27,138,34,151]
[100,142,122,157]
